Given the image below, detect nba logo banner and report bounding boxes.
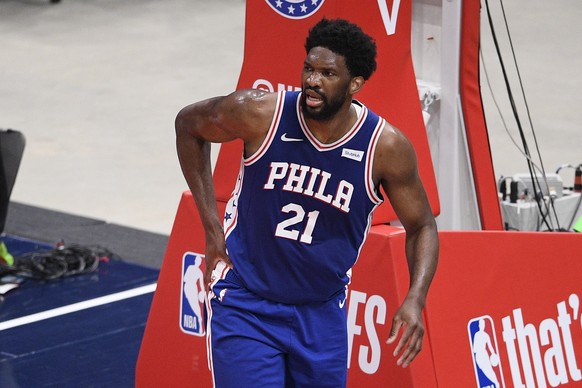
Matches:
[180,252,206,336]
[468,315,505,388]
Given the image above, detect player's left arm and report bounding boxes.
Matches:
[373,123,439,368]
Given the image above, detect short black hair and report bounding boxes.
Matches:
[305,18,377,80]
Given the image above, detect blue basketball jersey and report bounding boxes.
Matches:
[223,90,385,304]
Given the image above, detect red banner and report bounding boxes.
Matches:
[460,0,503,230]
[427,231,582,388]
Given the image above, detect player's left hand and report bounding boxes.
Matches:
[386,297,425,368]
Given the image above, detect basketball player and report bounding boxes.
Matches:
[176,18,439,387]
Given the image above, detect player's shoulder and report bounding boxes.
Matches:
[216,89,278,127]
[215,90,281,145]
[373,121,418,180]
[377,121,414,154]
[227,89,279,110]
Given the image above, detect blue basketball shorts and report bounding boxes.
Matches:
[206,261,348,388]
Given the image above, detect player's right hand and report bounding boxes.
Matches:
[203,240,232,291]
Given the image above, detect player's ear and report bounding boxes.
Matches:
[349,76,365,95]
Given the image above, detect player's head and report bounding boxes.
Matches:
[301,19,377,120]
[304,18,377,81]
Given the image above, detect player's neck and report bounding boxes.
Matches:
[304,102,357,144]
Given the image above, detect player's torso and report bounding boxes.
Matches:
[224,90,384,304]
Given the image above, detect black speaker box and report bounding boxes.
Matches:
[0,129,26,234]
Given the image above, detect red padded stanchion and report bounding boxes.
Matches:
[213,0,439,224]
[136,193,219,387]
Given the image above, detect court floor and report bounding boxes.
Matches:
[0,235,159,387]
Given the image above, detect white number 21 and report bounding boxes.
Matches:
[275,203,320,244]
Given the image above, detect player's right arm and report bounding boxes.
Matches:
[175,89,276,288]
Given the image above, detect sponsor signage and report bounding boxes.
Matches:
[467,294,582,388]
[426,232,582,388]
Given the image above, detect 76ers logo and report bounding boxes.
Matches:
[265,0,325,19]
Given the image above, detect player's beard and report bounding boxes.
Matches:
[301,84,349,121]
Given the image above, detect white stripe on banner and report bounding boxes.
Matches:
[0,283,157,331]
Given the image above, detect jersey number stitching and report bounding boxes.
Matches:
[275,203,320,244]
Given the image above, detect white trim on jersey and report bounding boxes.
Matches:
[349,117,386,278]
[297,93,369,152]
[223,159,245,240]
[205,289,215,385]
[351,201,383,276]
[244,90,286,166]
[206,261,231,388]
[365,117,386,204]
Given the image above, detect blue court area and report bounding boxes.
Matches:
[0,235,159,387]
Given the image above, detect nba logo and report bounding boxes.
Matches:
[180,252,206,336]
[467,315,505,388]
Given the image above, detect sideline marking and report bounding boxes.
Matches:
[0,283,157,331]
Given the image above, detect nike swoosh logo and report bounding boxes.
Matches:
[281,133,303,142]
[339,298,346,309]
